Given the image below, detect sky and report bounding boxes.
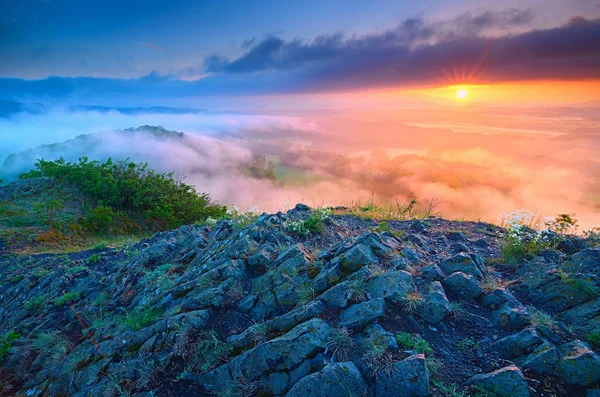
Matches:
[1,1,600,228]
[1,0,600,105]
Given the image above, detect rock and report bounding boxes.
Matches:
[355,324,398,354]
[318,281,352,308]
[410,220,426,233]
[422,281,452,324]
[339,298,385,330]
[556,340,600,386]
[492,304,531,330]
[375,354,430,397]
[467,365,530,397]
[447,231,468,242]
[438,253,485,279]
[401,247,422,263]
[515,342,561,374]
[285,362,368,397]
[441,272,484,300]
[420,264,444,282]
[247,245,276,269]
[335,244,378,274]
[200,319,332,395]
[557,237,587,255]
[364,270,413,303]
[481,288,521,310]
[356,232,398,256]
[492,327,544,358]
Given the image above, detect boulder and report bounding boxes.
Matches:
[556,341,600,386]
[200,318,332,395]
[285,362,368,397]
[441,272,484,300]
[375,354,431,397]
[492,327,544,358]
[438,253,485,279]
[335,244,379,274]
[364,270,413,303]
[420,264,444,282]
[467,365,530,397]
[339,298,385,330]
[355,324,398,354]
[492,304,530,330]
[422,281,452,324]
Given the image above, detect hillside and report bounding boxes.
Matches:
[1,200,600,396]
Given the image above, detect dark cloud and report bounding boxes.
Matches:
[1,12,599,99]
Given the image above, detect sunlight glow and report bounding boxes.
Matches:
[456,89,468,99]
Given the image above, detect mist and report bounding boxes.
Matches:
[1,103,599,229]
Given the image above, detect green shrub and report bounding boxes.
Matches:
[395,332,432,355]
[588,330,600,348]
[87,253,102,264]
[0,330,20,363]
[184,330,233,374]
[286,207,331,236]
[25,296,46,312]
[55,291,82,306]
[21,157,226,231]
[502,235,543,266]
[124,306,162,330]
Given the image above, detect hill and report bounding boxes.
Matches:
[1,199,600,396]
[0,125,277,183]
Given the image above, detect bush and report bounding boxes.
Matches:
[0,330,20,363]
[396,332,432,355]
[54,291,82,306]
[21,157,226,231]
[124,306,162,330]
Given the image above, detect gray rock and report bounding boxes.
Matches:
[515,342,560,374]
[339,298,385,330]
[356,324,398,354]
[285,362,368,397]
[492,304,530,330]
[441,272,484,300]
[335,244,379,274]
[438,253,485,279]
[422,281,452,324]
[556,340,600,386]
[375,354,430,397]
[467,365,530,397]
[365,270,413,303]
[492,327,544,358]
[447,231,468,242]
[318,281,352,308]
[481,288,521,310]
[401,247,422,264]
[200,318,332,395]
[420,264,444,282]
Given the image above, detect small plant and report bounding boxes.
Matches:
[431,379,468,397]
[0,330,20,363]
[24,296,46,312]
[326,327,355,361]
[297,283,315,305]
[216,377,264,397]
[225,205,260,230]
[395,332,432,356]
[186,330,233,373]
[347,279,368,302]
[87,253,102,264]
[65,265,88,275]
[401,291,423,313]
[544,213,578,234]
[286,207,331,236]
[375,221,391,233]
[364,345,396,378]
[588,330,600,348]
[32,331,71,361]
[583,227,600,247]
[481,276,499,293]
[55,291,82,306]
[248,323,269,346]
[528,308,556,329]
[458,337,480,352]
[123,307,162,330]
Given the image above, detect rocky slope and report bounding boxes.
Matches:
[1,205,599,396]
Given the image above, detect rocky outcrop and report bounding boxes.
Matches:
[1,207,599,396]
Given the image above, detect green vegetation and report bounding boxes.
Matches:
[458,337,481,352]
[0,330,20,363]
[21,157,225,230]
[54,291,82,306]
[32,331,70,361]
[326,327,355,361]
[333,198,442,220]
[395,332,432,355]
[87,253,102,264]
[181,330,233,376]
[286,207,331,236]
[25,295,46,312]
[400,291,423,313]
[123,306,163,330]
[363,345,396,378]
[528,308,556,328]
[588,330,600,348]
[347,279,368,303]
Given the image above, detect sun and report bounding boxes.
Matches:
[456,89,468,99]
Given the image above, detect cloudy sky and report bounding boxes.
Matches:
[1,0,600,104]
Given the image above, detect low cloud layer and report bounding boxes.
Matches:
[1,11,600,100]
[1,105,599,229]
